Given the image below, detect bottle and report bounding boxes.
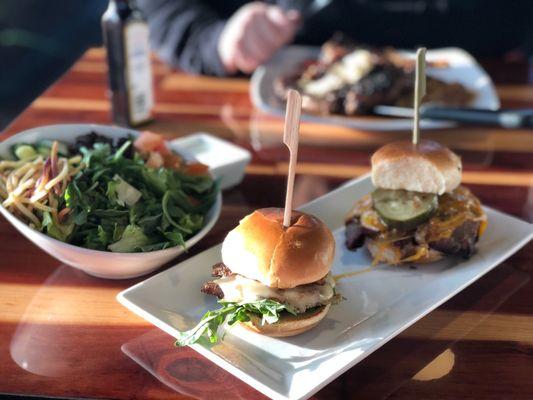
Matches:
[101,0,154,127]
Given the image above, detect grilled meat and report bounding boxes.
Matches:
[211,262,232,278]
[427,219,481,258]
[201,281,224,299]
[310,276,327,286]
[344,63,409,114]
[201,263,233,298]
[345,218,365,250]
[275,35,473,117]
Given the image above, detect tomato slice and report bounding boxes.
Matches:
[134,131,170,155]
[163,153,182,169]
[185,162,209,176]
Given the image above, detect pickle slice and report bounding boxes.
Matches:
[372,188,438,230]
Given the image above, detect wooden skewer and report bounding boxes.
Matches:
[412,47,427,145]
[282,89,302,228]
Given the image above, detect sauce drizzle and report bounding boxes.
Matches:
[333,265,375,282]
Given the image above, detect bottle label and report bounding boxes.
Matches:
[124,21,154,124]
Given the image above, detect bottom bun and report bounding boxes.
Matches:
[242,304,331,337]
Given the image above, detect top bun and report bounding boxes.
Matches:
[221,208,335,289]
[371,140,462,195]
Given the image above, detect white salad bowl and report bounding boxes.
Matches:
[0,124,235,279]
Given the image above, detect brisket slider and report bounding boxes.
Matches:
[345,140,487,264]
[201,208,338,338]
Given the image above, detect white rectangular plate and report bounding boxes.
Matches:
[118,176,532,400]
[250,46,500,131]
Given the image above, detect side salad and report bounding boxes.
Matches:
[0,131,219,252]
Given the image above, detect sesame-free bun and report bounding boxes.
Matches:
[371,140,462,195]
[221,208,335,289]
[243,304,331,337]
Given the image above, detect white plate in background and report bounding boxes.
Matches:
[118,175,532,399]
[251,46,500,131]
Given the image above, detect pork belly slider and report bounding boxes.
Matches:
[345,140,487,264]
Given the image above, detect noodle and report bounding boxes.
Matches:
[68,155,82,164]
[13,201,41,227]
[0,140,82,231]
[20,198,55,213]
[20,166,36,183]
[0,160,26,170]
[45,159,68,191]
[30,190,48,203]
[14,161,37,178]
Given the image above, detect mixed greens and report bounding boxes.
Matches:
[1,131,219,252]
[175,299,297,346]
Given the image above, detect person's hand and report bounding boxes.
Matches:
[218,2,300,74]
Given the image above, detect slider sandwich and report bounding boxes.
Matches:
[345,140,487,264]
[176,208,340,345]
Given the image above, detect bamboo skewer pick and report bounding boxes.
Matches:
[283,89,302,228]
[412,48,427,145]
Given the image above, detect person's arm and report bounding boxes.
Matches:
[137,0,227,76]
[138,0,299,76]
[217,3,299,74]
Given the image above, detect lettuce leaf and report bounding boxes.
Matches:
[42,211,74,242]
[175,299,297,347]
[107,224,151,252]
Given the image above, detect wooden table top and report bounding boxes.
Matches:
[0,48,532,400]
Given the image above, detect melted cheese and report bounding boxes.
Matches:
[299,49,374,98]
[213,274,335,313]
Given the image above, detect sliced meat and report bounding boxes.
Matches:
[211,262,232,278]
[201,281,224,299]
[319,32,356,65]
[394,237,418,259]
[301,94,334,115]
[345,218,366,250]
[273,72,299,101]
[394,76,474,108]
[305,276,327,286]
[300,61,328,81]
[429,219,480,258]
[344,63,408,114]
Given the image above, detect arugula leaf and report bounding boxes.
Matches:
[163,231,185,247]
[74,209,88,225]
[175,299,297,347]
[113,140,132,161]
[137,213,162,234]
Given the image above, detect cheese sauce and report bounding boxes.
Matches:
[213,274,335,313]
[333,266,374,282]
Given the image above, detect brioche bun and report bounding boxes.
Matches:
[242,304,331,337]
[221,208,335,289]
[371,140,462,195]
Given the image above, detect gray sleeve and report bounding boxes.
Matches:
[137,0,228,76]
